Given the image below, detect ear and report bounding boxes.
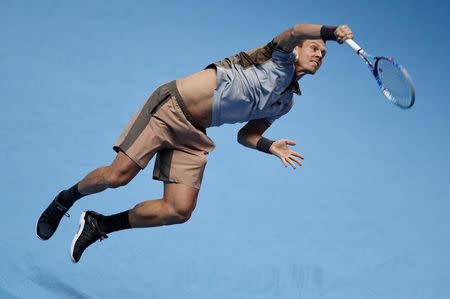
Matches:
[294,46,299,61]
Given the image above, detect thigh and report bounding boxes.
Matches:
[153,148,209,189]
[109,151,142,181]
[112,84,173,169]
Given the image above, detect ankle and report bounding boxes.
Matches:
[68,183,84,200]
[98,210,131,234]
[57,183,85,208]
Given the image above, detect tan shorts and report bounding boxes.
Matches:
[113,81,215,189]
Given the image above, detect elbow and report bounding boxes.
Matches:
[238,129,254,145]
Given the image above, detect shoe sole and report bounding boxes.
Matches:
[70,211,87,263]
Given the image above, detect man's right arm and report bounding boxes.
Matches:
[237,119,304,169]
[237,119,271,150]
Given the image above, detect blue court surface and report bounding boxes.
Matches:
[1,1,450,298]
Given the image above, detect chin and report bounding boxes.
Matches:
[305,68,317,75]
[295,66,318,77]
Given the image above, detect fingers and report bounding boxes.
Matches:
[281,157,288,168]
[279,156,294,169]
[335,25,354,44]
[285,157,297,169]
[290,156,303,167]
[284,139,296,146]
[281,154,304,170]
[291,151,304,160]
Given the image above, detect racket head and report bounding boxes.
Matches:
[373,57,416,109]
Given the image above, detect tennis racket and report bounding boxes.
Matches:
[345,39,415,109]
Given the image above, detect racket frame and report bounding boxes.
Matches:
[345,39,415,109]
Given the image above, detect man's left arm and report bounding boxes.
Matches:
[237,119,304,169]
[272,24,354,53]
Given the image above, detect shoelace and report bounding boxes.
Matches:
[79,218,108,247]
[99,232,108,241]
[94,221,108,241]
[43,201,70,224]
[57,203,71,218]
[89,215,108,241]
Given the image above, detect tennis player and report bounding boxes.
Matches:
[37,24,353,263]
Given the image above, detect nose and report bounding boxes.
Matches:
[315,50,323,59]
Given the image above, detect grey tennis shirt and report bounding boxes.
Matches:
[206,41,301,127]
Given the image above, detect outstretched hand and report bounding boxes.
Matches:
[269,139,304,169]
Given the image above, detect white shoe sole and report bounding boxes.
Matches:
[70,211,87,263]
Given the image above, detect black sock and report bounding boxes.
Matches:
[57,183,85,208]
[98,210,131,234]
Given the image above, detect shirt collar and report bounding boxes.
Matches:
[284,79,301,95]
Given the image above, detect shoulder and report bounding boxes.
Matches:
[244,42,274,65]
[212,42,273,69]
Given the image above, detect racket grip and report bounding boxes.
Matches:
[345,39,368,57]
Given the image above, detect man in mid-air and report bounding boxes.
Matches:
[37,23,353,263]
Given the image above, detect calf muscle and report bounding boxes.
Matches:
[77,152,141,196]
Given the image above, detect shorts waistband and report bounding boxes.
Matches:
[166,81,206,134]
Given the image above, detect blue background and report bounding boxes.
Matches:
[1,0,450,298]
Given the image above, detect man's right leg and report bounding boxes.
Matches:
[70,182,200,263]
[36,151,141,240]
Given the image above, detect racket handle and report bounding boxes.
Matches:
[345,39,368,58]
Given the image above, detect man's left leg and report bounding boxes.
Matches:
[36,151,142,241]
[70,182,200,263]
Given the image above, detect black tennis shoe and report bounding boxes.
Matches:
[36,192,70,240]
[70,211,108,263]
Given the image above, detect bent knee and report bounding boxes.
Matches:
[169,213,191,224]
[172,206,194,224]
[167,199,196,224]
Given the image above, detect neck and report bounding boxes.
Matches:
[295,71,306,80]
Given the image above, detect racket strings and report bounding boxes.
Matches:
[376,59,415,108]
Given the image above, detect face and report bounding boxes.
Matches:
[294,40,327,77]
